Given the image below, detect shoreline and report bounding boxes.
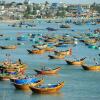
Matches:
[0,19,35,24]
[0,16,99,24]
[0,20,21,24]
[0,18,64,24]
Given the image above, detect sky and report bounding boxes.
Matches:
[3,0,100,4]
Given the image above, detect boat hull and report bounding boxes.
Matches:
[13,80,44,91]
[82,65,100,71]
[48,55,65,59]
[27,49,45,54]
[65,60,84,65]
[30,82,64,94]
[34,67,61,75]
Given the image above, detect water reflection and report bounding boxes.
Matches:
[30,92,64,100]
[31,92,63,96]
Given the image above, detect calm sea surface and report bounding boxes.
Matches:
[0,19,100,100]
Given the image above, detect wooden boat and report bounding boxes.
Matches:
[74,21,83,25]
[65,57,86,65]
[17,42,25,45]
[63,41,75,44]
[14,77,38,84]
[10,75,25,82]
[54,43,63,47]
[33,44,47,49]
[88,45,97,49]
[45,38,58,43]
[88,45,100,50]
[84,39,97,44]
[13,79,44,91]
[0,34,4,37]
[0,75,10,81]
[34,67,61,75]
[3,69,18,75]
[56,44,69,47]
[60,24,70,28]
[44,47,55,52]
[27,49,45,54]
[81,64,100,71]
[54,49,72,56]
[0,61,27,75]
[30,81,64,94]
[0,45,17,49]
[46,27,57,31]
[48,55,65,59]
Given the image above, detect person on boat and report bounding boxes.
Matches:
[69,48,72,55]
[80,57,86,61]
[18,59,22,65]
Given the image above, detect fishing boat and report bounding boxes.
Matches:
[10,75,25,82]
[0,75,10,81]
[33,44,47,49]
[45,38,58,43]
[3,68,18,75]
[0,34,4,37]
[13,78,44,91]
[74,21,83,25]
[55,44,68,47]
[84,39,97,44]
[46,27,57,31]
[88,44,97,49]
[27,49,45,54]
[0,60,27,75]
[44,47,55,52]
[81,64,100,71]
[88,44,100,50]
[0,45,17,49]
[17,42,25,45]
[60,24,70,28]
[30,81,64,94]
[54,49,72,56]
[48,55,65,59]
[34,67,61,75]
[65,57,86,65]
[54,43,63,47]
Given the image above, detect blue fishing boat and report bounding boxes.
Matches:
[14,77,38,84]
[12,77,44,91]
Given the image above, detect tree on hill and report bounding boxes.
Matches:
[90,3,100,13]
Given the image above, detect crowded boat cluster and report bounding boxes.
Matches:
[0,18,100,95]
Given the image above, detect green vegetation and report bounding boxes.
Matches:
[91,3,100,13]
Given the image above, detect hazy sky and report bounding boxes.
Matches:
[3,0,100,4]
